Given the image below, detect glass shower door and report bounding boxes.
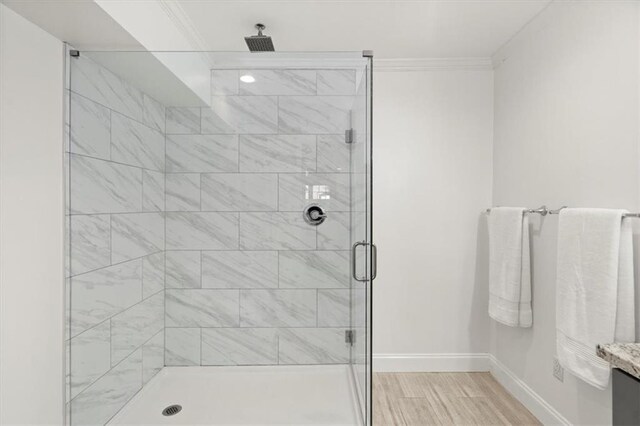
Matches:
[350,55,374,425]
[65,49,373,426]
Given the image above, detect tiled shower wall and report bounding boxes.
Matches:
[163,69,357,366]
[66,54,166,425]
[65,57,362,424]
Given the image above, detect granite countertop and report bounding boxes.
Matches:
[596,343,640,379]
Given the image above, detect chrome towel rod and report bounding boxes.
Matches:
[485,205,640,218]
[484,205,549,215]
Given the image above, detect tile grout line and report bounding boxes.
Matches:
[70,249,164,279]
[70,324,160,404]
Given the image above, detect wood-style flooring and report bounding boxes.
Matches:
[373,372,541,425]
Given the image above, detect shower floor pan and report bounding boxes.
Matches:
[109,364,362,425]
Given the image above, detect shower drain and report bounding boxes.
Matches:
[162,404,182,416]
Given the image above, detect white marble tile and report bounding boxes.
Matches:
[70,155,142,214]
[65,278,71,343]
[166,289,239,327]
[64,87,71,151]
[278,96,352,134]
[317,212,350,249]
[65,151,71,216]
[350,172,368,213]
[166,107,200,134]
[71,260,142,337]
[141,170,163,213]
[66,339,70,402]
[239,213,316,250]
[65,215,71,278]
[70,321,111,398]
[200,173,277,211]
[165,328,200,366]
[240,289,316,327]
[165,250,201,289]
[201,96,278,134]
[278,251,350,289]
[317,135,350,173]
[142,94,165,133]
[317,70,356,95]
[278,173,350,212]
[111,112,165,171]
[71,55,144,122]
[166,173,200,211]
[201,328,277,366]
[70,349,142,426]
[69,93,110,159]
[111,213,164,263]
[350,134,368,175]
[70,214,110,276]
[166,134,238,173]
[239,135,315,173]
[201,251,277,289]
[211,70,238,95]
[238,70,316,96]
[142,252,164,298]
[278,328,349,365]
[111,292,164,366]
[142,331,164,385]
[318,289,350,327]
[166,212,239,250]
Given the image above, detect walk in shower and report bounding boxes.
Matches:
[64,50,373,425]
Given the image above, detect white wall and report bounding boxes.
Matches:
[0,4,66,424]
[491,2,640,424]
[373,65,494,371]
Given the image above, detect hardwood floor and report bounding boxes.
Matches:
[373,372,541,425]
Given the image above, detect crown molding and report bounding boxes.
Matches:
[207,55,492,71]
[374,57,493,72]
[156,0,210,53]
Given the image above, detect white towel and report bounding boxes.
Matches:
[488,207,532,327]
[556,208,635,389]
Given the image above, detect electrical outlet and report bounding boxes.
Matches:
[553,357,564,382]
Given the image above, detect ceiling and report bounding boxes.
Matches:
[3,0,551,59]
[1,0,142,50]
[179,0,551,58]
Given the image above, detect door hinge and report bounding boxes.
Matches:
[345,128,354,144]
[345,330,355,345]
[70,50,80,58]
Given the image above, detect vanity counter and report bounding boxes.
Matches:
[597,343,640,380]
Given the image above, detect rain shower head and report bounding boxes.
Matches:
[245,23,275,52]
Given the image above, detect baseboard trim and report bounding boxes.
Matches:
[373,353,490,372]
[488,355,570,425]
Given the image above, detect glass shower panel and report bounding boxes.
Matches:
[350,58,373,424]
[66,51,372,426]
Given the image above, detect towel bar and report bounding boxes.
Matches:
[486,205,640,218]
[485,205,549,215]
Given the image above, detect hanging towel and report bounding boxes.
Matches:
[488,207,532,327]
[556,209,635,389]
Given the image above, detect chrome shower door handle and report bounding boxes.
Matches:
[352,241,377,282]
[352,241,368,282]
[371,243,377,281]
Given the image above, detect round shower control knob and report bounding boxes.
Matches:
[303,204,327,226]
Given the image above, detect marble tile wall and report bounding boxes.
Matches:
[66,54,166,426]
[163,68,357,367]
[65,61,362,425]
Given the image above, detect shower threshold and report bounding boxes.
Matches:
[108,364,362,425]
